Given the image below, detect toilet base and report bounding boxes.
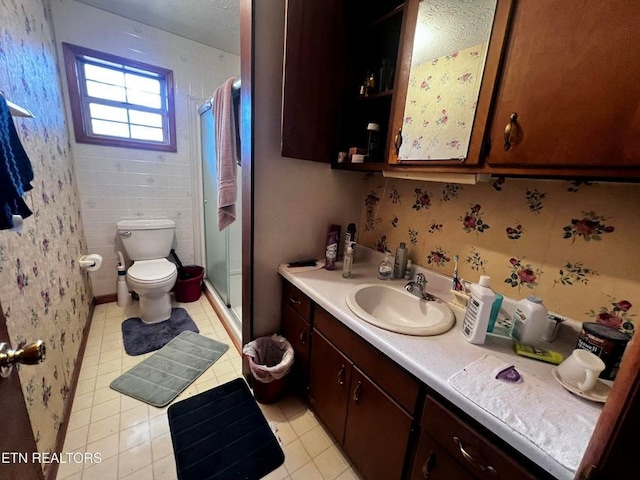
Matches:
[138,292,172,324]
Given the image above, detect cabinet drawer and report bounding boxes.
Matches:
[314,306,419,414]
[282,280,312,320]
[422,396,538,480]
[410,432,474,480]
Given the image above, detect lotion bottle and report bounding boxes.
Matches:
[461,275,495,344]
[393,242,408,279]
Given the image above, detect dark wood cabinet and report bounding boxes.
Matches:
[411,395,549,480]
[280,280,313,393]
[410,431,475,480]
[344,365,413,480]
[308,330,352,442]
[309,307,418,480]
[282,0,405,168]
[484,0,640,177]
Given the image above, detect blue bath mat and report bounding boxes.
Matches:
[168,378,284,480]
[122,307,199,356]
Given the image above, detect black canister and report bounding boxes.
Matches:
[576,322,631,380]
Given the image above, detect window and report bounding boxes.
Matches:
[62,43,176,152]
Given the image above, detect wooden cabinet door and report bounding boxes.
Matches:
[280,303,311,394]
[308,330,352,443]
[486,1,640,172]
[343,366,413,480]
[410,431,474,480]
[282,0,347,163]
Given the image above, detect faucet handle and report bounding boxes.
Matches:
[416,273,426,285]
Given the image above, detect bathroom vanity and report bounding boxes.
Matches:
[278,252,602,480]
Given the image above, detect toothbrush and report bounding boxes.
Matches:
[453,255,462,291]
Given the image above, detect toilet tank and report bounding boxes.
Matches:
[117,219,175,261]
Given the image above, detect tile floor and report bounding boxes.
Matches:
[56,296,363,480]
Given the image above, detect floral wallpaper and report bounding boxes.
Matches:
[359,176,639,337]
[0,0,92,474]
[399,43,486,161]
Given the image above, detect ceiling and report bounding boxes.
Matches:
[74,0,240,55]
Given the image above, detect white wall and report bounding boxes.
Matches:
[51,0,239,296]
[252,1,366,336]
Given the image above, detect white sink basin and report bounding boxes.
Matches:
[346,283,455,336]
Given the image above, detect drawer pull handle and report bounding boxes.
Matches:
[289,295,301,305]
[338,365,345,385]
[422,450,435,479]
[454,437,497,475]
[353,380,362,403]
[503,112,518,151]
[299,328,307,344]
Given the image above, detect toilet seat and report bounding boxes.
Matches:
[128,259,177,284]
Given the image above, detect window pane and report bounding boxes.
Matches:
[126,90,161,109]
[125,73,160,94]
[89,103,128,122]
[91,119,130,138]
[129,110,162,128]
[87,80,126,102]
[84,64,125,87]
[131,125,164,142]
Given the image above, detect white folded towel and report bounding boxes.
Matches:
[448,354,601,472]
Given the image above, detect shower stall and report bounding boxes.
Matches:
[198,87,242,335]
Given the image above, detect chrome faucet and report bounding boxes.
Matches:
[405,273,437,301]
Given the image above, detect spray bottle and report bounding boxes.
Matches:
[116,251,131,307]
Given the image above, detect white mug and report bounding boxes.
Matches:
[557,349,605,391]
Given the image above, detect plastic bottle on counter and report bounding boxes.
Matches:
[378,251,394,280]
[404,259,413,280]
[342,245,353,279]
[393,242,408,279]
[325,228,339,270]
[461,275,496,344]
[510,296,548,346]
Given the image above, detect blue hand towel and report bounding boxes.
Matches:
[0,94,34,230]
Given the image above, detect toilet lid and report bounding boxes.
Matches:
[128,259,177,283]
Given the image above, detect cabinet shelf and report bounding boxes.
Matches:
[332,161,385,172]
[358,89,394,101]
[367,3,405,29]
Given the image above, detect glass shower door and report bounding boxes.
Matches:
[201,110,230,306]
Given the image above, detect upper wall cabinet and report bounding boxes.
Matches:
[388,0,512,167]
[483,0,640,177]
[282,0,405,168]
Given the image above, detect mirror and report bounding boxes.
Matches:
[398,0,497,161]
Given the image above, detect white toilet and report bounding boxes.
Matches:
[116,219,178,324]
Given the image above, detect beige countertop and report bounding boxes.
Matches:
[278,248,604,480]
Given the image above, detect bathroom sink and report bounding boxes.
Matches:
[346,283,455,336]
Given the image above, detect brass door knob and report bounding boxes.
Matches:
[0,340,46,377]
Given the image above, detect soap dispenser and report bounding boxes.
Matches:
[378,251,393,280]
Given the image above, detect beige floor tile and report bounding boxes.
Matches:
[288,409,318,437]
[299,424,333,458]
[259,403,286,423]
[278,394,307,419]
[63,424,89,451]
[82,354,100,368]
[149,414,170,438]
[283,439,311,474]
[55,457,84,479]
[118,443,152,478]
[152,454,178,480]
[119,404,149,430]
[67,407,92,431]
[91,398,121,423]
[72,391,94,411]
[119,422,151,452]
[335,468,361,480]
[290,460,324,480]
[92,386,121,405]
[313,445,349,480]
[95,371,121,390]
[151,433,174,462]
[274,420,297,446]
[96,358,122,376]
[86,432,120,460]
[75,378,96,396]
[262,464,290,480]
[120,464,154,480]
[81,454,118,480]
[87,413,121,444]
